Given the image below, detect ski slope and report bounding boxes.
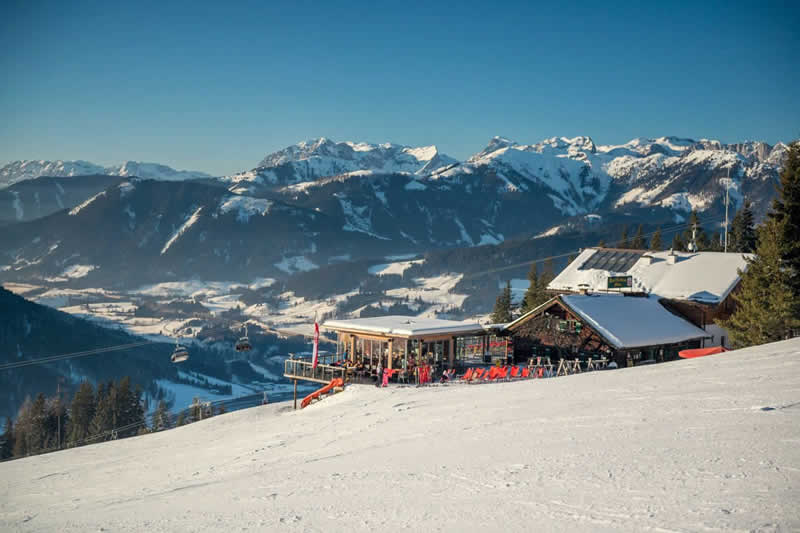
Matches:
[2,338,799,532]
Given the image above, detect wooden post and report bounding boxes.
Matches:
[387,339,393,370]
[448,337,455,369]
[293,379,298,410]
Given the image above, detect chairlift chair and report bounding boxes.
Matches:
[235,325,252,352]
[171,337,189,363]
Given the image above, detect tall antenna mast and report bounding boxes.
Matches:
[724,166,730,253]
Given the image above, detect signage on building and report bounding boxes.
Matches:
[607,275,633,289]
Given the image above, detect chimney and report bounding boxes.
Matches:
[578,283,590,295]
[640,254,654,265]
[667,248,677,265]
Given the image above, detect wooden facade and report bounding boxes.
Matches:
[507,297,703,367]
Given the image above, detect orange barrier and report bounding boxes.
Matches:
[301,378,344,409]
[679,346,727,359]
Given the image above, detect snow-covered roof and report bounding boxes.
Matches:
[548,248,751,304]
[559,294,709,349]
[323,315,484,337]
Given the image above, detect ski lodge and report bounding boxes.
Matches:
[506,247,750,366]
[285,247,751,385]
[321,316,507,373]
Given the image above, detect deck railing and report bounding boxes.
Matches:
[284,359,348,384]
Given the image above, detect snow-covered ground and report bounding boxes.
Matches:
[3,338,797,532]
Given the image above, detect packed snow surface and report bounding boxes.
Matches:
[1,338,798,531]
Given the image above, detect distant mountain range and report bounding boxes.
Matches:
[0,160,213,189]
[0,135,790,288]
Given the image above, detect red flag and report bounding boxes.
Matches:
[312,320,320,369]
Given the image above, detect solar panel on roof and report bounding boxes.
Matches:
[578,249,644,272]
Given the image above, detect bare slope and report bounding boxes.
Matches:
[2,338,798,532]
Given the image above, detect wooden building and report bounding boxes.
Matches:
[323,316,497,374]
[506,293,709,367]
[546,248,751,349]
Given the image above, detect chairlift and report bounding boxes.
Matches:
[235,325,252,352]
[171,337,189,363]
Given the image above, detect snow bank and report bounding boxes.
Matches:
[1,338,798,531]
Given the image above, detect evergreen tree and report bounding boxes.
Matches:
[709,231,724,252]
[15,394,49,456]
[151,400,171,432]
[176,411,187,427]
[540,258,555,289]
[491,281,512,323]
[0,418,14,459]
[671,233,685,252]
[521,263,539,312]
[729,202,754,252]
[68,382,95,446]
[619,226,630,249]
[597,239,606,247]
[631,224,646,249]
[770,140,800,300]
[44,395,68,450]
[718,218,800,348]
[90,382,115,440]
[650,227,663,251]
[12,398,32,457]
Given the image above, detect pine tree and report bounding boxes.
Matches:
[151,400,170,432]
[90,382,115,440]
[540,258,555,289]
[24,394,48,455]
[176,411,187,427]
[491,281,512,323]
[45,395,68,450]
[0,418,14,459]
[730,201,756,253]
[68,381,95,446]
[12,398,32,457]
[521,263,539,312]
[770,140,800,300]
[597,239,606,247]
[619,226,630,249]
[671,233,685,252]
[709,231,724,252]
[650,227,663,251]
[718,218,800,348]
[631,224,646,249]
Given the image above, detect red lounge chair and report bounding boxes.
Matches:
[461,368,474,381]
[510,366,519,378]
[521,367,530,378]
[473,368,484,380]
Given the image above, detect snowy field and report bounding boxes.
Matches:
[2,338,798,532]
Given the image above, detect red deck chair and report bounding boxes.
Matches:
[521,367,530,378]
[510,366,520,378]
[473,368,484,380]
[461,368,474,381]
[499,367,509,379]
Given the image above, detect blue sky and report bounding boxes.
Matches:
[1,0,798,175]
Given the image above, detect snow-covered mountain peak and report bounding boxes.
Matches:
[0,159,214,189]
[0,160,106,188]
[107,161,213,181]
[228,138,458,187]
